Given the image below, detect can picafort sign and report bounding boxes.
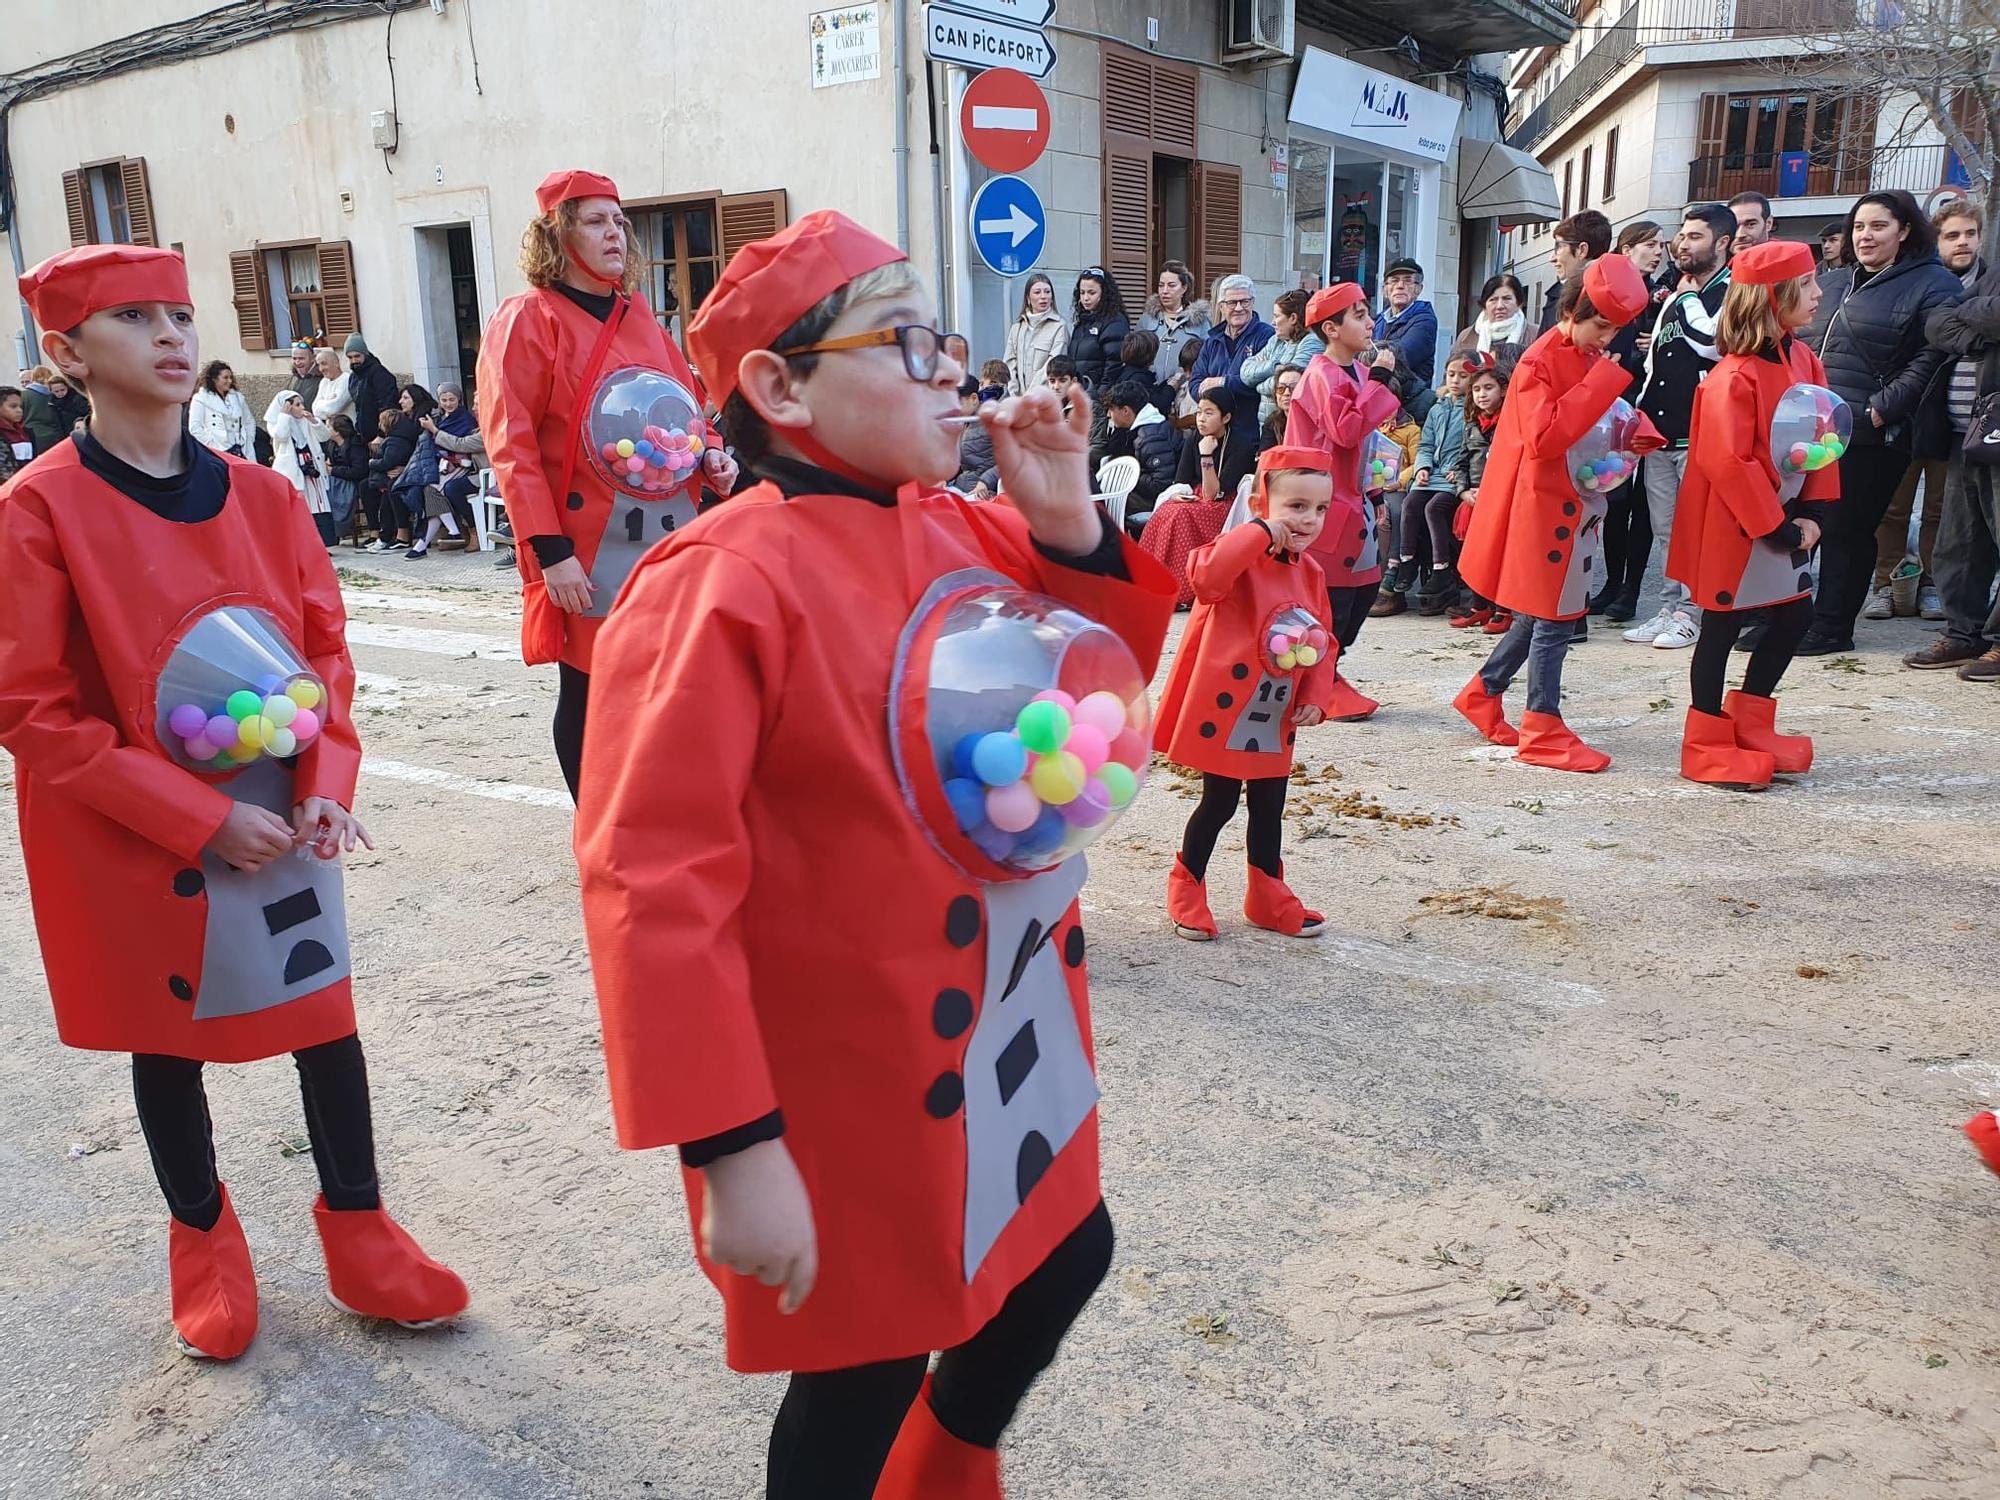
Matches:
[1289,46,1462,165]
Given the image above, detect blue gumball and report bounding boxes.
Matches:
[970,731,1028,787]
[969,821,1017,862]
[1016,805,1068,857]
[952,733,984,780]
[944,777,988,833]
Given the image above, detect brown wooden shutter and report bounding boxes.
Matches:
[63,171,89,246]
[1191,161,1242,293]
[229,249,271,351]
[119,158,156,246]
[719,190,789,265]
[1101,47,1152,139]
[1102,142,1154,294]
[318,240,358,344]
[1149,61,1199,159]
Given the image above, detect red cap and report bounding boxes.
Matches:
[1305,282,1366,329]
[1581,255,1649,325]
[686,209,907,407]
[535,169,621,215]
[1733,240,1817,286]
[1253,444,1332,513]
[19,244,192,333]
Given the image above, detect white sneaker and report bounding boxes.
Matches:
[1919,583,1945,620]
[1862,585,1894,620]
[1623,608,1671,644]
[1651,610,1700,649]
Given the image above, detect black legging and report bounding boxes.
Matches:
[1599,480,1651,595]
[766,1200,1113,1500]
[131,1033,380,1231]
[1813,444,1914,641]
[553,662,590,802]
[1178,773,1287,882]
[1690,595,1813,715]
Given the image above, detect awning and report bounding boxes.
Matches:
[1458,138,1562,222]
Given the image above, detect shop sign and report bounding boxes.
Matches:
[1288,46,1463,163]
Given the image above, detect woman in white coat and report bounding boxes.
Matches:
[1004,272,1069,394]
[190,360,257,457]
[265,390,334,547]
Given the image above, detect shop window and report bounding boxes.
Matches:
[1100,42,1237,295]
[631,190,788,341]
[1288,144,1419,303]
[62,158,156,247]
[227,240,357,351]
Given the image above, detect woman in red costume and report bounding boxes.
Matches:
[477,169,738,798]
[574,211,1174,1498]
[1670,239,1837,788]
[1154,446,1336,940]
[0,245,464,1361]
[1452,256,1662,771]
[1284,282,1402,718]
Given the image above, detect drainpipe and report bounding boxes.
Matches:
[893,0,911,251]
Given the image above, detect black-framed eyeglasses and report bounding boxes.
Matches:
[786,324,941,382]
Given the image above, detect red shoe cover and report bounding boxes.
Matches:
[1515,711,1611,773]
[1481,612,1515,635]
[1167,854,1217,938]
[1965,1112,2000,1178]
[874,1377,1003,1500]
[314,1196,468,1325]
[1723,690,1812,773]
[1325,674,1378,721]
[169,1186,258,1359]
[1243,863,1324,936]
[1680,708,1774,789]
[1452,676,1520,746]
[1449,606,1492,629]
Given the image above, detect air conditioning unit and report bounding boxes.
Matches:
[1225,0,1295,61]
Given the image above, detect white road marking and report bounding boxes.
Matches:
[352,669,527,710]
[1928,1060,2000,1098]
[1318,932,1606,1010]
[364,758,569,809]
[342,588,519,623]
[345,620,521,662]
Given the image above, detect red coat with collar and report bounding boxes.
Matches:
[0,448,361,1062]
[1457,328,1657,621]
[1284,354,1401,587]
[1153,522,1332,780]
[575,483,1174,1373]
[1668,340,1840,612]
[477,288,722,672]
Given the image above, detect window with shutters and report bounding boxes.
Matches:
[1098,42,1241,299]
[1691,89,1874,201]
[1603,127,1619,200]
[225,239,357,352]
[62,158,156,247]
[631,189,787,340]
[1580,146,1593,211]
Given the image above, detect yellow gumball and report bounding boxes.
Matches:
[1294,645,1320,667]
[286,679,323,710]
[1028,750,1085,806]
[615,438,636,458]
[1276,650,1297,671]
[236,715,267,750]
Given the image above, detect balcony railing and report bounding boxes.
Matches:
[1507,0,1859,150]
[1686,142,1968,204]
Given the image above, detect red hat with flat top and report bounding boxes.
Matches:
[686,209,908,407]
[1253,445,1333,513]
[535,169,621,215]
[1305,282,1366,328]
[1581,255,1650,326]
[19,244,191,333]
[1732,240,1817,285]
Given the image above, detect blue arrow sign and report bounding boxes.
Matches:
[968,174,1046,278]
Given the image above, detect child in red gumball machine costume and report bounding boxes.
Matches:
[1154,446,1338,940]
[1453,256,1664,771]
[573,212,1175,1499]
[0,246,464,1361]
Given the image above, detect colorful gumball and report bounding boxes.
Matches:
[968,822,1017,862]
[985,781,1041,833]
[261,694,298,728]
[183,734,217,762]
[1016,806,1069,857]
[970,731,1027,787]
[1029,749,1085,805]
[952,733,983,780]
[1060,779,1110,828]
[615,439,636,458]
[1073,690,1127,740]
[1066,723,1110,774]
[1032,688,1077,715]
[1097,761,1138,809]
[1294,645,1320,667]
[287,679,323,710]
[290,707,321,742]
[1276,650,1297,670]
[236,715,267,750]
[1109,728,1147,769]
[1269,634,1289,656]
[945,777,987,832]
[1016,699,1071,754]
[168,703,207,738]
[225,689,262,722]
[267,727,298,758]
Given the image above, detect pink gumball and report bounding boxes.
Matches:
[183,734,218,761]
[1305,628,1329,652]
[1033,689,1078,714]
[1066,723,1110,774]
[601,442,621,463]
[986,781,1041,833]
[291,707,321,741]
[624,456,645,475]
[1073,690,1127,740]
[1110,728,1147,769]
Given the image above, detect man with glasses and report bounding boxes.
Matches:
[1374,258,1438,391]
[1190,273,1274,445]
[1540,211,1612,335]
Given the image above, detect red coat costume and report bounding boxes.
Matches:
[0,447,360,1062]
[1284,354,1400,587]
[476,287,721,671]
[1668,340,1839,612]
[1153,522,1332,780]
[575,483,1174,1373]
[1457,328,1659,621]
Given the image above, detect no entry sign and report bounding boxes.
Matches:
[960,67,1051,175]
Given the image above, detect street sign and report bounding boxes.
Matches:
[968,175,1047,277]
[939,0,1056,23]
[922,3,1057,79]
[960,67,1051,174]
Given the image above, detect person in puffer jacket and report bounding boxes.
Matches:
[1101,379,1182,523]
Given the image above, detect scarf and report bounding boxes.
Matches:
[0,414,28,448]
[1474,309,1526,353]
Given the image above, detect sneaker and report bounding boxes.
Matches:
[1651,611,1699,649]
[1623,608,1672,644]
[1919,583,1945,620]
[1959,647,2000,683]
[1731,615,1770,654]
[1794,630,1854,656]
[1904,637,1982,670]
[404,545,431,560]
[1861,584,1894,620]
[493,548,517,569]
[1382,559,1414,594]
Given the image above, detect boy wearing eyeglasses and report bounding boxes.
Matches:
[573,211,1174,1499]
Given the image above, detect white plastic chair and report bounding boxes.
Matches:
[1221,472,1257,532]
[471,469,506,551]
[1093,455,1140,532]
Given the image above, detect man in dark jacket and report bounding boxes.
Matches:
[1539,211,1612,334]
[20,377,65,453]
[1375,258,1438,386]
[1189,273,1273,438]
[343,332,399,445]
[1625,202,1735,650]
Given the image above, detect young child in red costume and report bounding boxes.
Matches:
[0,246,465,1361]
[1155,447,1336,940]
[1284,282,1402,718]
[1669,240,1837,789]
[1452,257,1663,771]
[572,212,1175,1500]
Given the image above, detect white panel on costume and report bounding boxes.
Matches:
[1555,492,1609,618]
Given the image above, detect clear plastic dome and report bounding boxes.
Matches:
[584,365,707,500]
[1568,396,1643,494]
[154,605,328,773]
[1771,383,1851,499]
